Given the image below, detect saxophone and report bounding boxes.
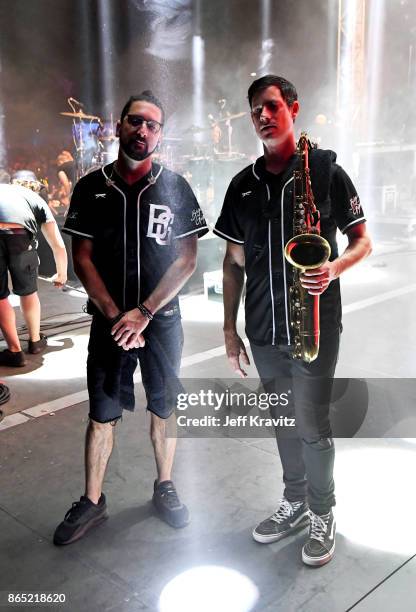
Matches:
[284,133,331,363]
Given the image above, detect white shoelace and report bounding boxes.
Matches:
[270,498,303,524]
[308,510,330,543]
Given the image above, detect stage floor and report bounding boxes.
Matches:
[0,234,415,611]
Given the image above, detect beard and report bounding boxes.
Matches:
[119,136,158,161]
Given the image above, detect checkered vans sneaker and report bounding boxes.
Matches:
[253,497,309,544]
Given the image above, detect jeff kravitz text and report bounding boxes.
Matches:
[176,415,296,428]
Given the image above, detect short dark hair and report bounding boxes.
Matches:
[120,91,165,124]
[0,169,11,184]
[247,75,298,108]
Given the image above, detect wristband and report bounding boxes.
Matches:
[108,311,124,327]
[137,303,154,321]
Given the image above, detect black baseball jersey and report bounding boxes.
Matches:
[63,162,208,312]
[214,152,366,346]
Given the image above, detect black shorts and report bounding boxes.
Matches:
[87,309,184,423]
[0,233,39,299]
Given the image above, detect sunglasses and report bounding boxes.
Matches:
[125,114,163,134]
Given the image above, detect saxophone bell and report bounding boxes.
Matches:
[284,233,331,271]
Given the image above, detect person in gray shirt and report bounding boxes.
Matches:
[0,169,67,367]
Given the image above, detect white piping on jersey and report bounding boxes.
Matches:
[135,164,164,304]
[251,162,276,345]
[341,217,366,234]
[252,161,294,345]
[252,163,260,181]
[281,176,294,345]
[63,228,94,239]
[175,225,208,239]
[212,228,244,244]
[252,161,276,344]
[101,165,127,310]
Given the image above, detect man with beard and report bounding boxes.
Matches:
[55,91,208,545]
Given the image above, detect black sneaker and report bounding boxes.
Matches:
[28,334,47,354]
[302,509,336,566]
[53,494,108,546]
[252,497,309,544]
[0,349,26,367]
[152,480,189,528]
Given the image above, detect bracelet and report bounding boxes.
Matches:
[137,303,154,321]
[108,311,124,327]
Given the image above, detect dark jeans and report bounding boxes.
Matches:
[250,328,340,514]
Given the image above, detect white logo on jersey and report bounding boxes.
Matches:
[242,191,252,197]
[191,208,204,226]
[67,211,78,220]
[349,195,361,215]
[95,193,106,199]
[147,204,174,245]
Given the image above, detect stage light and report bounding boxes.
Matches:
[97,0,115,119]
[192,34,205,134]
[159,565,259,612]
[336,0,359,168]
[335,444,416,555]
[135,0,192,61]
[336,0,385,179]
[191,0,205,135]
[260,0,272,74]
[357,0,386,218]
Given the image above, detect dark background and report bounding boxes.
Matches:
[1,0,415,158]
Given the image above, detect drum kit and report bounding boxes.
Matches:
[59,99,119,180]
[60,98,250,221]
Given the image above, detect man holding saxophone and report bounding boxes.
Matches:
[213,75,371,566]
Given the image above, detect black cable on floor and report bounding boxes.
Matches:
[0,314,92,345]
[16,311,92,338]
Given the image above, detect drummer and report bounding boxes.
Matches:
[56,150,76,207]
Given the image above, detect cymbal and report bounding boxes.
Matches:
[60,111,101,121]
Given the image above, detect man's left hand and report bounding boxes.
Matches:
[300,260,340,295]
[111,308,149,350]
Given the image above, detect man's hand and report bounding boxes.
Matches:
[224,329,250,378]
[300,260,340,295]
[51,272,67,288]
[111,308,149,350]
